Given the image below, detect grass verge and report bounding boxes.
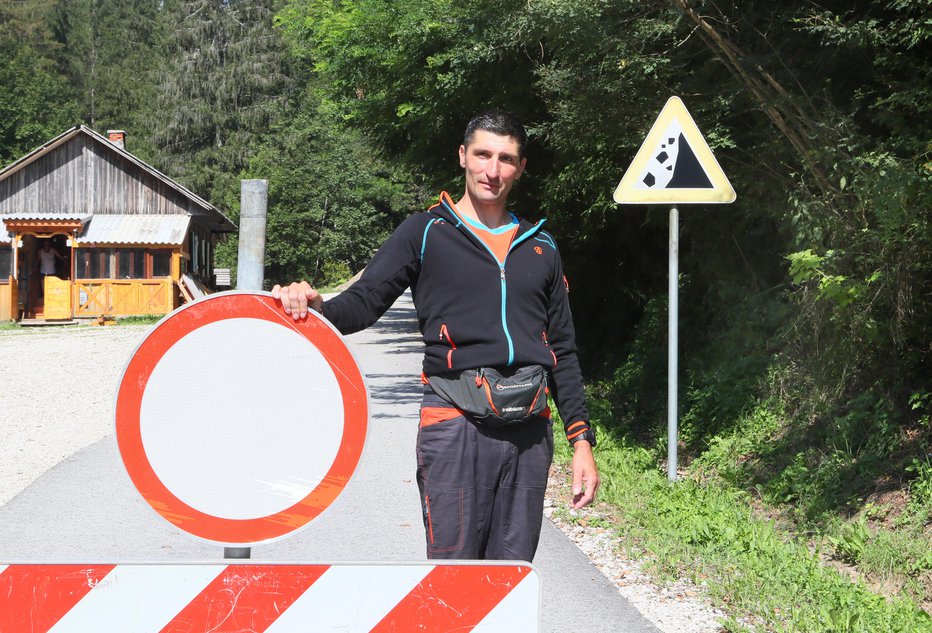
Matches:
[116,314,164,326]
[553,415,932,632]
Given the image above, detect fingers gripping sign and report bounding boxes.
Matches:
[271,281,323,320]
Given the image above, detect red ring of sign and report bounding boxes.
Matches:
[115,292,368,545]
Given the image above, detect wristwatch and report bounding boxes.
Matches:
[569,428,597,448]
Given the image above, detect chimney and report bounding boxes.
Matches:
[107,130,127,149]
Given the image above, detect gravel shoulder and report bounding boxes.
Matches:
[0,324,151,507]
[1,320,731,632]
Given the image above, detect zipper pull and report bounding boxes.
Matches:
[500,267,506,281]
[475,368,483,387]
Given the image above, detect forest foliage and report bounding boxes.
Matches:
[275,0,931,523]
[2,0,930,616]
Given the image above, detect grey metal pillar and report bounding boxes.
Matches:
[668,207,679,482]
[236,179,269,291]
[226,179,269,559]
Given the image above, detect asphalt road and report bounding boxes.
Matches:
[0,291,657,633]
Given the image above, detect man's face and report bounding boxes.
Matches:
[459,130,526,210]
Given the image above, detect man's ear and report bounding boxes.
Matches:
[459,144,467,169]
[516,157,527,180]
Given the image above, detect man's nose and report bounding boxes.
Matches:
[486,158,501,179]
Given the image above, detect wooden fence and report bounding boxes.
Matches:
[74,279,174,317]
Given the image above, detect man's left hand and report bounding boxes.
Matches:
[570,439,600,510]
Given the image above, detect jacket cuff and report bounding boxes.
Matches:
[565,421,596,447]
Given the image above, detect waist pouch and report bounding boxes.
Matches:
[426,365,549,427]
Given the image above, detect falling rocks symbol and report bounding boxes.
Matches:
[643,133,712,189]
[667,134,712,188]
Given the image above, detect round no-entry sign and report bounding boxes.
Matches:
[115,292,369,546]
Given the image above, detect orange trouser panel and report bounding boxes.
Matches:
[420,406,462,428]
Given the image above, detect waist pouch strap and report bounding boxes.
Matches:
[426,365,549,427]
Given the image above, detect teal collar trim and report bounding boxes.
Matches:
[459,211,519,235]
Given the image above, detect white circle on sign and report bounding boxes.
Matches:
[139,318,343,520]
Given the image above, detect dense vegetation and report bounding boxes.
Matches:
[2,0,929,628]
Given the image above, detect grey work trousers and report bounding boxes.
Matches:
[416,389,554,562]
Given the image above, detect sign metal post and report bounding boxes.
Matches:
[668,206,679,481]
[613,97,736,481]
[226,179,267,559]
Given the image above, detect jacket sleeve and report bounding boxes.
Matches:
[545,244,593,444]
[321,215,423,335]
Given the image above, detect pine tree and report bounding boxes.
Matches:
[50,0,165,146]
[151,0,292,201]
[0,0,77,163]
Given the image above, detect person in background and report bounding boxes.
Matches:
[37,239,64,298]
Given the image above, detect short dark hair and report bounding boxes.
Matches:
[463,108,528,159]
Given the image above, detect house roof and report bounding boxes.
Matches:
[1,213,193,246]
[0,213,92,244]
[1,212,92,222]
[74,214,191,246]
[0,125,235,232]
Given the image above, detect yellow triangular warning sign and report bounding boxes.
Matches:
[614,96,735,204]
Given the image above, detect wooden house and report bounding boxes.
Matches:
[0,126,235,322]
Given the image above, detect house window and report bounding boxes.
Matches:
[0,248,11,280]
[75,250,90,278]
[187,229,211,278]
[77,248,173,279]
[75,248,114,279]
[117,249,145,279]
[151,251,171,277]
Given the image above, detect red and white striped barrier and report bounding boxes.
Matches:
[0,562,539,632]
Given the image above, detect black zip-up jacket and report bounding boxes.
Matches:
[322,192,591,442]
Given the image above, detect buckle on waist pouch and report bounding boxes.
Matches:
[426,365,549,427]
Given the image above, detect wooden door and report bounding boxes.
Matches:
[44,276,71,319]
[10,276,16,320]
[0,277,15,320]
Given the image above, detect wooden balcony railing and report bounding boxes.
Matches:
[74,279,174,317]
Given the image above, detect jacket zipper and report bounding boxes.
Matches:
[439,197,545,367]
[499,223,546,365]
[499,265,512,364]
[439,323,457,369]
[542,330,558,366]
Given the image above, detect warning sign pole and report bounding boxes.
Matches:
[613,96,737,482]
[667,207,679,482]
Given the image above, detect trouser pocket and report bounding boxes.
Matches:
[416,410,473,556]
[421,488,468,554]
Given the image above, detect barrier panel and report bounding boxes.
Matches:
[0,562,540,632]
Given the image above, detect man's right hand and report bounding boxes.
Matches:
[271,281,323,320]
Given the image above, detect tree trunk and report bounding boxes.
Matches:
[669,0,835,197]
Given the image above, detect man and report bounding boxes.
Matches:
[39,240,62,277]
[37,239,64,299]
[273,109,598,561]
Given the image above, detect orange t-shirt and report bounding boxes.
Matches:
[445,201,518,265]
[474,223,518,264]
